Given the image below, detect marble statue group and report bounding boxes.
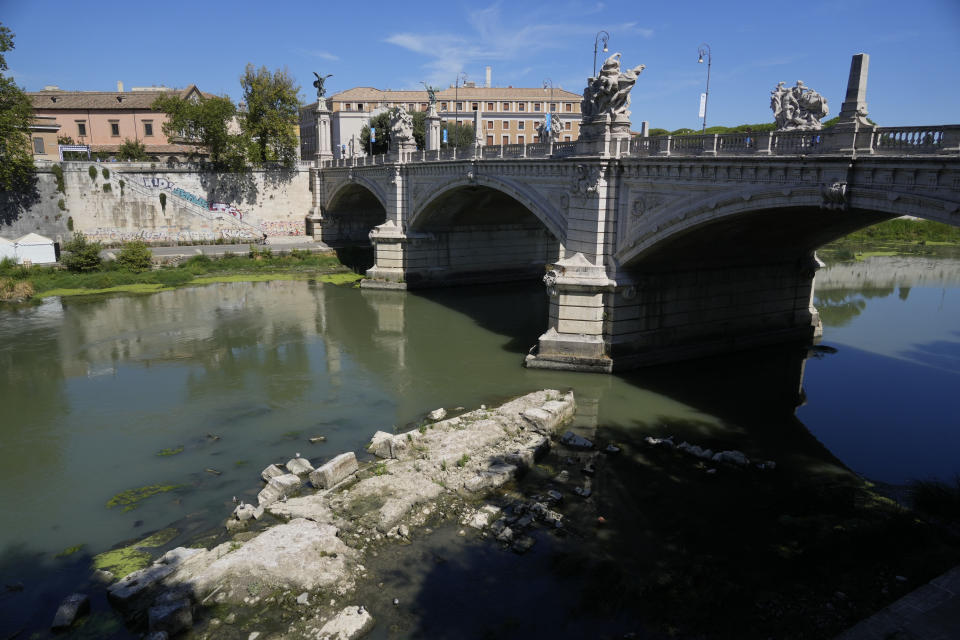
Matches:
[582,53,646,120]
[770,80,829,131]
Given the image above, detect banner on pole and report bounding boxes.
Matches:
[370,127,376,143]
[698,94,707,119]
[442,129,448,144]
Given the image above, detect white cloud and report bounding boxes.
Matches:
[384,3,653,87]
[296,48,340,61]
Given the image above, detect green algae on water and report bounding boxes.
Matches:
[91,528,178,577]
[55,543,85,558]
[106,484,181,512]
[157,445,184,457]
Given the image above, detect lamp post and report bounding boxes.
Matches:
[454,71,468,147]
[697,43,712,133]
[593,31,610,78]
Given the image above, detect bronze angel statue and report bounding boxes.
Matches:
[313,72,333,99]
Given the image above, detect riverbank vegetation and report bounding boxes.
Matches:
[820,218,960,262]
[0,243,358,302]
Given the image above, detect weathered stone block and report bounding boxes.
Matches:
[317,606,375,640]
[285,457,314,477]
[260,463,285,482]
[309,452,359,489]
[368,431,394,459]
[51,593,90,630]
[107,564,175,611]
[257,473,301,507]
[148,597,192,636]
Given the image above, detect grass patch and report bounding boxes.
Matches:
[456,453,470,468]
[106,484,181,512]
[156,446,184,457]
[374,462,388,476]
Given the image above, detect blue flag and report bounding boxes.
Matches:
[442,129,448,144]
[545,113,551,131]
[371,127,376,143]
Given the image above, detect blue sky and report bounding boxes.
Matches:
[4,0,959,130]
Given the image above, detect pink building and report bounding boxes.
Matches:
[28,83,211,161]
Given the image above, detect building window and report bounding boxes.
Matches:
[564,135,571,141]
[471,102,478,111]
[518,103,525,111]
[502,102,510,111]
[441,102,448,111]
[550,103,557,112]
[486,102,494,110]
[486,120,493,129]
[343,103,352,110]
[518,121,525,130]
[456,102,463,111]
[533,103,541,112]
[143,121,154,137]
[502,120,509,129]
[32,137,44,154]
[486,135,494,145]
[564,121,572,130]
[110,121,120,136]
[517,135,525,144]
[421,103,427,111]
[502,135,509,145]
[77,121,87,137]
[533,135,540,143]
[564,103,572,112]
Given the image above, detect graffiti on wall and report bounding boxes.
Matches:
[84,227,260,244]
[259,220,304,236]
[140,177,245,222]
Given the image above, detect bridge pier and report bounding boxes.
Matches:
[527,252,824,372]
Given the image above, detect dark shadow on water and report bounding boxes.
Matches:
[333,245,375,273]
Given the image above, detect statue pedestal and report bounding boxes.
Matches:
[576,116,631,157]
[425,112,442,152]
[315,101,333,164]
[390,140,417,162]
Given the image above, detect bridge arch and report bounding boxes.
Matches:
[400,175,563,286]
[409,173,566,244]
[320,179,388,248]
[614,186,958,269]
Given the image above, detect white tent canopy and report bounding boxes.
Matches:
[0,237,15,262]
[14,233,57,265]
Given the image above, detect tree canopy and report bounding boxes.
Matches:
[152,93,245,170]
[0,22,37,222]
[359,111,472,155]
[240,64,301,167]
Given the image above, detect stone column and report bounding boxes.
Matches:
[425,109,442,152]
[829,53,874,155]
[315,99,333,164]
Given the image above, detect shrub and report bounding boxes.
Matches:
[117,139,148,161]
[102,183,112,193]
[51,164,65,193]
[159,193,166,211]
[67,216,74,231]
[115,240,153,272]
[57,198,66,211]
[88,166,97,181]
[61,233,103,272]
[102,168,110,180]
[118,179,125,195]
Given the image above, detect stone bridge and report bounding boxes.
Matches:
[307,57,960,373]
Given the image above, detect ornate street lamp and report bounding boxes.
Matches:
[454,71,468,146]
[593,31,610,78]
[697,43,712,133]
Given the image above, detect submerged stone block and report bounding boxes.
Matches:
[257,473,301,507]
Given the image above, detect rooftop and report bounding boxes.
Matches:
[28,85,211,110]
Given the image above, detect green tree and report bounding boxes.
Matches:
[117,138,148,161]
[61,233,103,272]
[239,64,301,167]
[152,93,246,170]
[442,122,475,148]
[0,23,37,223]
[115,240,152,271]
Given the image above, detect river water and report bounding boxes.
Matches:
[0,256,958,637]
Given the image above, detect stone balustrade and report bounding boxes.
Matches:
[318,124,960,169]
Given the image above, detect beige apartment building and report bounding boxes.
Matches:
[301,83,582,159]
[28,83,211,161]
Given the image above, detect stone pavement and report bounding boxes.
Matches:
[836,565,960,639]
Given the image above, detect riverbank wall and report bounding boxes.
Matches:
[0,162,312,246]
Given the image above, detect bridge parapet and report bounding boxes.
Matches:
[319,123,959,170]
